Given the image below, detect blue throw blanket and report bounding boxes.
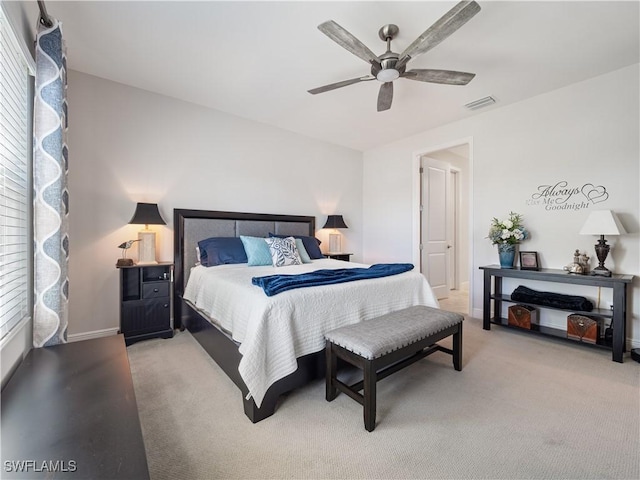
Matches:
[251,263,414,297]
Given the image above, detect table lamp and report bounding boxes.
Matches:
[323,215,348,253]
[129,203,166,264]
[579,210,626,277]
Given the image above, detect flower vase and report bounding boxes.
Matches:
[498,243,517,268]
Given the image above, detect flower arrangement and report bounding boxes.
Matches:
[488,212,529,245]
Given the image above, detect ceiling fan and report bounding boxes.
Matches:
[308,0,481,112]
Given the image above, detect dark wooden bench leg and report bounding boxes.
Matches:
[363,360,376,432]
[326,341,338,402]
[453,325,463,371]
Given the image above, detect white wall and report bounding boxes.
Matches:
[363,64,640,347]
[67,71,363,337]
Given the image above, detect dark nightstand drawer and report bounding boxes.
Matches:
[122,299,170,336]
[142,282,169,299]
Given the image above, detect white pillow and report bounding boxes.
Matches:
[264,236,302,267]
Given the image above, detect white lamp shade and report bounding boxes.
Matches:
[579,210,627,236]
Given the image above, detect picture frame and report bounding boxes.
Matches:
[519,251,540,270]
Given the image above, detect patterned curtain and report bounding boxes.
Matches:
[33,17,69,347]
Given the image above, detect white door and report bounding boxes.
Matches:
[421,157,451,299]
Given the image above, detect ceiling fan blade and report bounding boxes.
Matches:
[377,82,393,112]
[318,20,381,67]
[308,76,374,95]
[402,69,475,85]
[397,1,481,68]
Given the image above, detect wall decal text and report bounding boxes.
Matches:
[526,181,609,211]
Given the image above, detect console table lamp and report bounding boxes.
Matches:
[323,215,348,253]
[579,210,626,277]
[129,203,166,264]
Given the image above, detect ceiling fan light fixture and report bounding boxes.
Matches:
[376,68,399,82]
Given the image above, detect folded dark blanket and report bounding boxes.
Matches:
[511,285,593,312]
[252,263,414,297]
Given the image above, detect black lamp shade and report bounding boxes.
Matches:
[323,215,348,229]
[129,203,166,225]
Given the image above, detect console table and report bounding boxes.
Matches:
[480,265,633,363]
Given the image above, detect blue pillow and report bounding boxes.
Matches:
[197,237,247,267]
[240,236,273,266]
[269,233,323,259]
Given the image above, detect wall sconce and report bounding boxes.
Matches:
[323,215,348,253]
[129,203,166,264]
[579,209,626,277]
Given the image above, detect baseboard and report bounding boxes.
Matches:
[68,327,120,343]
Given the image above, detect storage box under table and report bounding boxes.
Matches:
[567,314,602,344]
[508,304,537,329]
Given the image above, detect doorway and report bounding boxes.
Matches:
[416,141,471,315]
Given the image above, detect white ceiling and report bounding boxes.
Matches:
[24,1,640,151]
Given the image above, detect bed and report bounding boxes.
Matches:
[173,209,439,423]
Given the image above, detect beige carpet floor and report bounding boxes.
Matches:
[127,318,639,480]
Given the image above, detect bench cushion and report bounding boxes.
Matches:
[325,305,463,360]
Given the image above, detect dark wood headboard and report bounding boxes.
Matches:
[172,209,316,329]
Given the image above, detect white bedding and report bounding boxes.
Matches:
[183,259,439,407]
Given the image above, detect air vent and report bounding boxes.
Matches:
[464,96,496,110]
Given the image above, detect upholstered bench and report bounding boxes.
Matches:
[325,305,464,431]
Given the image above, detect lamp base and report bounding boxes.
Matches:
[591,266,612,277]
[329,233,341,253]
[138,230,158,264]
[592,236,611,276]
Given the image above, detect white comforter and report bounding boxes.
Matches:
[183,259,438,407]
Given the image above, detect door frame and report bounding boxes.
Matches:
[449,166,461,290]
[412,137,474,312]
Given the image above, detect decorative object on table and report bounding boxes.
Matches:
[578,251,590,274]
[508,305,537,329]
[116,239,140,267]
[322,214,348,253]
[519,251,539,271]
[487,212,529,268]
[579,209,626,277]
[604,320,613,346]
[563,249,584,274]
[128,203,166,264]
[567,314,602,344]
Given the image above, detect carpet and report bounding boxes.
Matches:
[127,318,639,479]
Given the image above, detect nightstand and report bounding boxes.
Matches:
[117,263,174,346]
[324,253,353,262]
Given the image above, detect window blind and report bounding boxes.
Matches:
[0,10,30,341]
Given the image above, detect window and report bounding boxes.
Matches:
[0,9,32,342]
